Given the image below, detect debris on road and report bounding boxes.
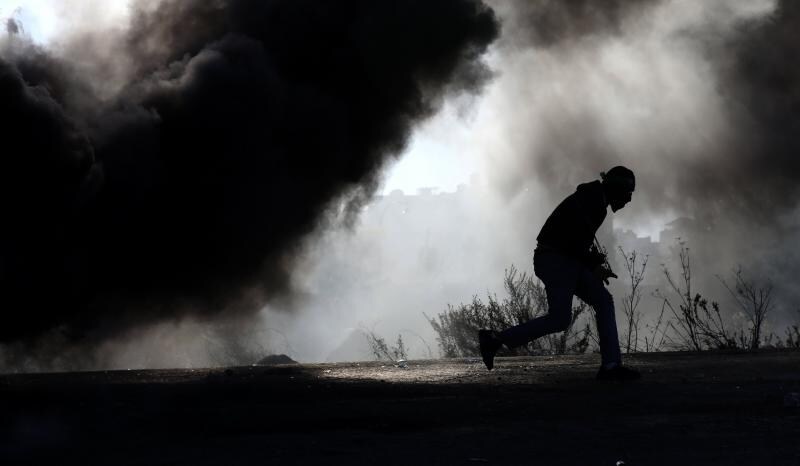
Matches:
[255,354,298,366]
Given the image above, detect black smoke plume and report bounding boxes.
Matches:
[710,0,800,219]
[0,0,498,344]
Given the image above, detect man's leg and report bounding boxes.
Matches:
[497,254,577,348]
[479,251,578,370]
[497,283,575,347]
[574,268,622,367]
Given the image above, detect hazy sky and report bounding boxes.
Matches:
[0,0,131,42]
[381,106,483,195]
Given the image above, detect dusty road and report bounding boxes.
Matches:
[2,350,799,465]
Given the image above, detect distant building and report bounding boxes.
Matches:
[616,228,660,259]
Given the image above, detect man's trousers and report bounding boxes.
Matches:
[498,249,622,366]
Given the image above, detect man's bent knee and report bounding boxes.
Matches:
[548,311,572,332]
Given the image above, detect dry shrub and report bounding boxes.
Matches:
[427,265,594,358]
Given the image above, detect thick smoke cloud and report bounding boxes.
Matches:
[495,0,659,48]
[0,0,498,345]
[481,0,800,318]
[713,1,800,218]
[491,0,799,224]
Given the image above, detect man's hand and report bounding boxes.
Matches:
[593,265,618,285]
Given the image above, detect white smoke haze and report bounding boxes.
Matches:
[278,0,799,361]
[1,1,144,103]
[1,0,798,370]
[0,315,294,372]
[0,1,131,47]
[486,0,775,216]
[279,181,530,362]
[480,0,799,328]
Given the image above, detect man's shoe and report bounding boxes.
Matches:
[596,364,641,381]
[478,329,502,371]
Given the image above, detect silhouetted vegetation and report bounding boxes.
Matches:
[364,331,408,362]
[618,247,648,353]
[656,241,737,350]
[430,238,800,358]
[783,318,800,348]
[718,267,774,350]
[427,265,593,358]
[768,309,800,349]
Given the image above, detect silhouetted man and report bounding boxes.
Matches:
[479,166,640,381]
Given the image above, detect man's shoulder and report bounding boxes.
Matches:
[575,180,603,194]
[567,180,603,203]
[550,180,604,214]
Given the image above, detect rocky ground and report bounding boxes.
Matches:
[2,350,800,465]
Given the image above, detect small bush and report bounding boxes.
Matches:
[776,309,800,348]
[718,267,774,350]
[618,246,648,353]
[784,323,800,348]
[427,265,595,358]
[657,240,737,350]
[364,331,408,362]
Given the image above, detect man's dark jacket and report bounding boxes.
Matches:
[537,180,607,264]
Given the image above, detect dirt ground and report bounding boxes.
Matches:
[2,350,799,465]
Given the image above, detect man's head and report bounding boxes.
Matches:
[601,166,635,212]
